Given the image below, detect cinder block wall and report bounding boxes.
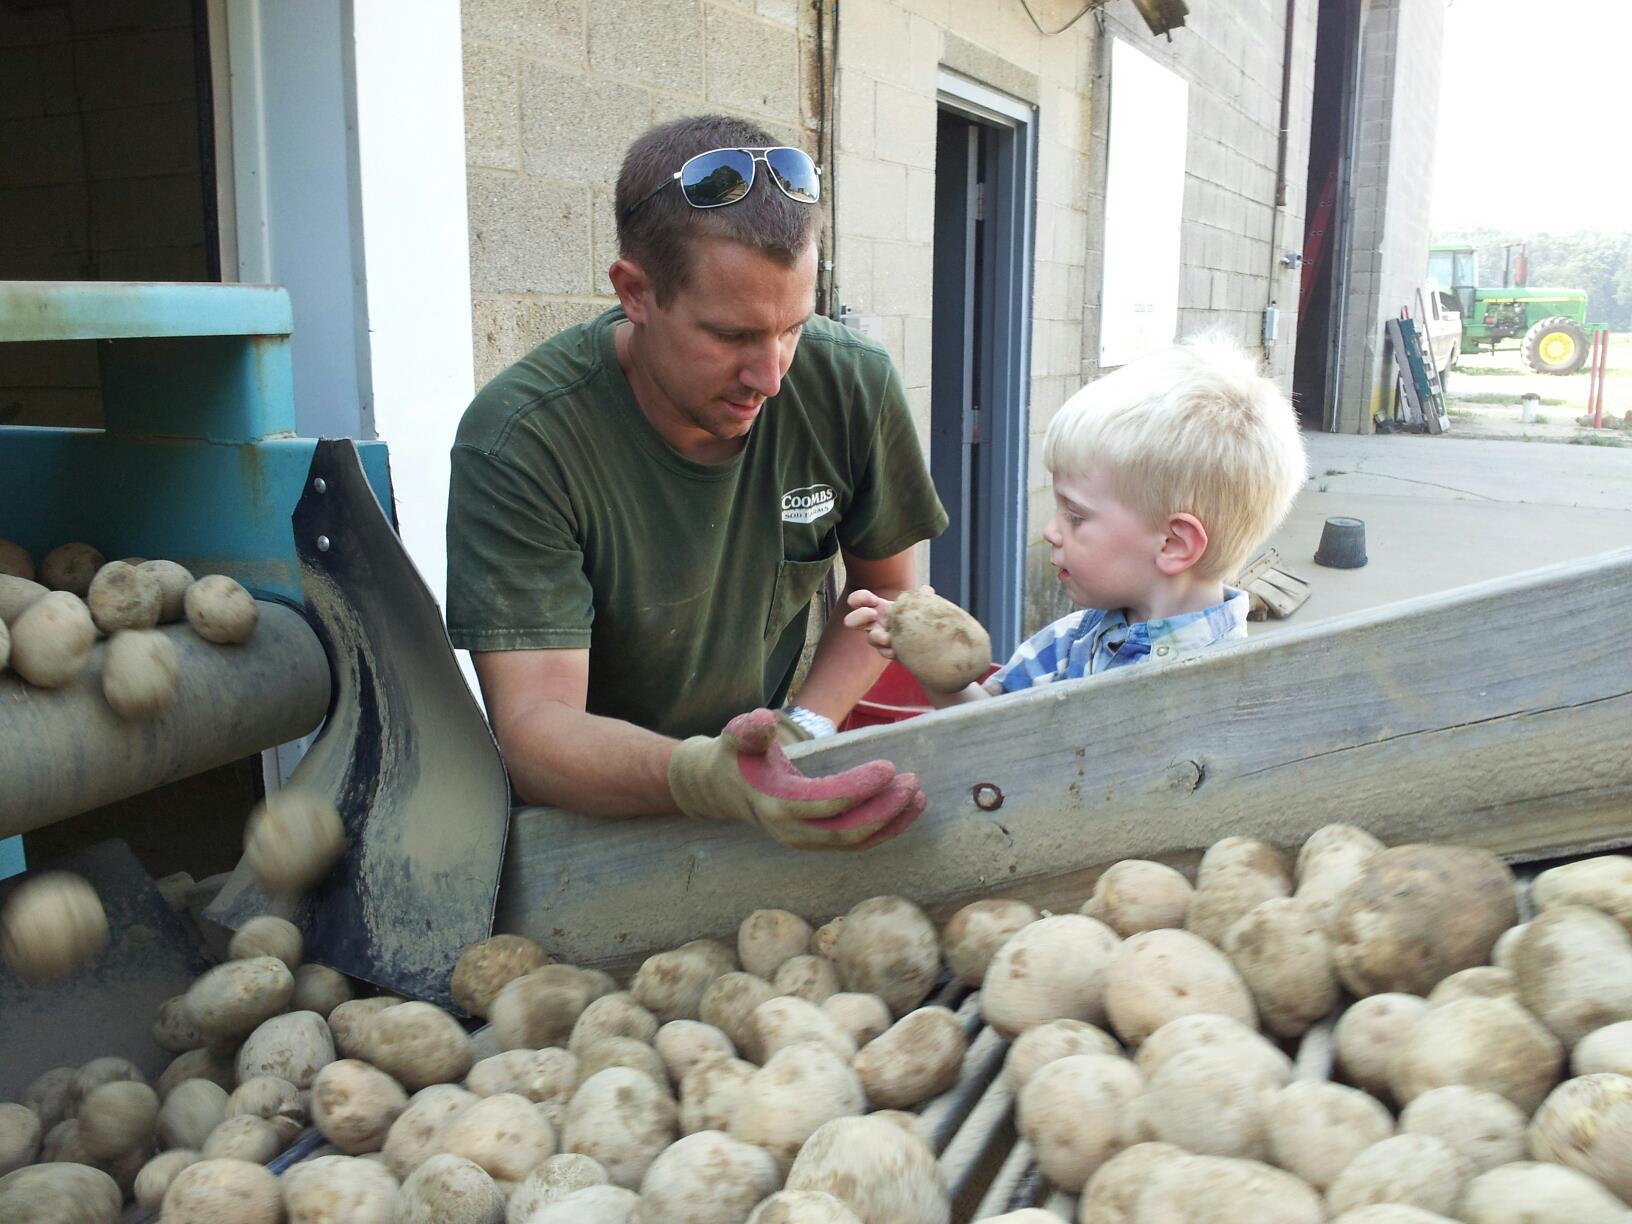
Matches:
[1339,0,1444,433]
[461,0,823,387]
[0,0,207,427]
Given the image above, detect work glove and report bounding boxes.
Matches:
[669,708,927,851]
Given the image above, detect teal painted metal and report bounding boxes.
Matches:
[0,281,292,341]
[0,836,23,882]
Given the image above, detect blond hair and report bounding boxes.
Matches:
[1042,337,1308,580]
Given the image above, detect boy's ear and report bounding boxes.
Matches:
[1156,513,1209,576]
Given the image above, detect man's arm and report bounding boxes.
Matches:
[789,545,917,725]
[473,648,679,815]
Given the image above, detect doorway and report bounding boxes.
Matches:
[929,73,1035,657]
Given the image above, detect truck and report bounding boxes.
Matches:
[1428,241,1595,375]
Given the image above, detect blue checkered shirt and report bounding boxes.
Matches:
[987,587,1251,694]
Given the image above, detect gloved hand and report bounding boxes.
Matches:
[669,708,926,851]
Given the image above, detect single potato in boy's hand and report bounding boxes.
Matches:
[848,586,991,694]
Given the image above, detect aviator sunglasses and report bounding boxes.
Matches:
[621,146,822,224]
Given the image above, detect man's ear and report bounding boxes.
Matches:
[609,259,652,324]
[1156,512,1209,576]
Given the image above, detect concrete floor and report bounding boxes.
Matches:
[1249,430,1632,636]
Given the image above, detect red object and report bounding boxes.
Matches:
[838,660,999,732]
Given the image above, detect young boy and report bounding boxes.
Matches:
[845,336,1308,706]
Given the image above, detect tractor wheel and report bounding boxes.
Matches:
[1521,316,1589,375]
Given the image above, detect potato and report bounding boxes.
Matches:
[562,1066,677,1188]
[1002,1018,1121,1093]
[943,898,1039,985]
[77,1080,159,1159]
[886,586,991,692]
[1223,898,1338,1039]
[86,561,162,633]
[1532,855,1632,933]
[582,969,618,1001]
[1184,838,1292,947]
[452,934,550,1018]
[1572,1019,1632,1076]
[441,1092,556,1185]
[1331,844,1517,997]
[855,1005,966,1110]
[1133,1013,1291,1087]
[1425,966,1517,1007]
[678,1055,755,1136]
[202,1114,283,1162]
[653,1020,734,1082]
[184,954,294,1042]
[1081,861,1192,938]
[506,1151,609,1222]
[243,788,346,896]
[134,1148,201,1211]
[1130,1047,1269,1160]
[8,590,96,687]
[0,1162,121,1223]
[467,1048,578,1114]
[292,963,355,1017]
[698,972,779,1059]
[227,914,303,969]
[630,939,737,1023]
[747,1190,863,1223]
[812,917,845,960]
[162,1156,282,1222]
[328,997,398,1060]
[157,1079,229,1150]
[1295,824,1384,900]
[159,1047,236,1098]
[528,1184,639,1223]
[1527,1072,1632,1202]
[1105,927,1256,1045]
[0,538,33,581]
[637,1129,780,1224]
[1131,1154,1324,1224]
[136,559,194,623]
[1334,993,1430,1101]
[310,1059,408,1154]
[1326,1134,1473,1217]
[981,914,1120,1038]
[785,1113,950,1224]
[1491,923,1526,971]
[1387,996,1562,1113]
[1016,1053,1144,1189]
[1513,905,1632,1048]
[100,628,180,719]
[39,542,104,595]
[283,1153,399,1223]
[0,573,47,627]
[752,994,857,1062]
[728,1042,866,1173]
[1398,1085,1526,1174]
[1265,1080,1394,1192]
[834,896,942,1018]
[980,1212,1067,1223]
[74,1056,145,1104]
[226,1076,306,1145]
[398,1152,505,1224]
[0,1102,42,1176]
[490,965,595,1050]
[3,870,107,981]
[356,1000,472,1091]
[738,908,813,979]
[236,1009,335,1089]
[1076,1141,1187,1224]
[0,616,8,672]
[774,953,843,1003]
[578,1036,670,1089]
[184,573,258,643]
[1460,1160,1629,1224]
[22,1067,77,1133]
[569,992,659,1056]
[381,1082,477,1179]
[1328,1209,1459,1223]
[821,992,893,1051]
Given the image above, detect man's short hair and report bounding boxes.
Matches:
[615,115,822,304]
[1042,337,1309,581]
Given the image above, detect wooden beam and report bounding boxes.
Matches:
[497,548,1632,971]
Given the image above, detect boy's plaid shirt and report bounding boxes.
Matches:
[987,587,1250,694]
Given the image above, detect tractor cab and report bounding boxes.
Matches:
[1427,241,1594,374]
[1428,244,1478,321]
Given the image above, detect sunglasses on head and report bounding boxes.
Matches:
[621,146,822,225]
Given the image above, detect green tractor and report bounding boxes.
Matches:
[1428,242,1595,375]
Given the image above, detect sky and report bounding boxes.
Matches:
[1432,0,1632,234]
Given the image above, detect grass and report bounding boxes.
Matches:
[1570,432,1626,447]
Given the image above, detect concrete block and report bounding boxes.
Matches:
[0,336,98,385]
[591,187,620,294]
[589,0,704,90]
[903,313,932,389]
[0,247,85,277]
[464,43,521,172]
[82,100,199,181]
[905,166,934,244]
[463,0,585,66]
[756,0,800,28]
[70,0,191,35]
[0,114,82,187]
[471,292,609,386]
[835,154,906,241]
[0,42,75,119]
[704,5,800,120]
[836,68,874,157]
[872,80,935,170]
[91,173,201,250]
[837,1,914,89]
[467,172,594,295]
[96,242,208,280]
[521,67,653,186]
[73,27,196,112]
[870,240,932,315]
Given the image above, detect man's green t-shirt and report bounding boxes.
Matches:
[446,308,948,740]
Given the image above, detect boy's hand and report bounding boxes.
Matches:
[843,588,898,660]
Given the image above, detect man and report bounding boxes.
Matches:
[446,114,948,851]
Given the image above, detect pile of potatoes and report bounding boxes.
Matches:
[0,536,260,721]
[7,828,1632,1224]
